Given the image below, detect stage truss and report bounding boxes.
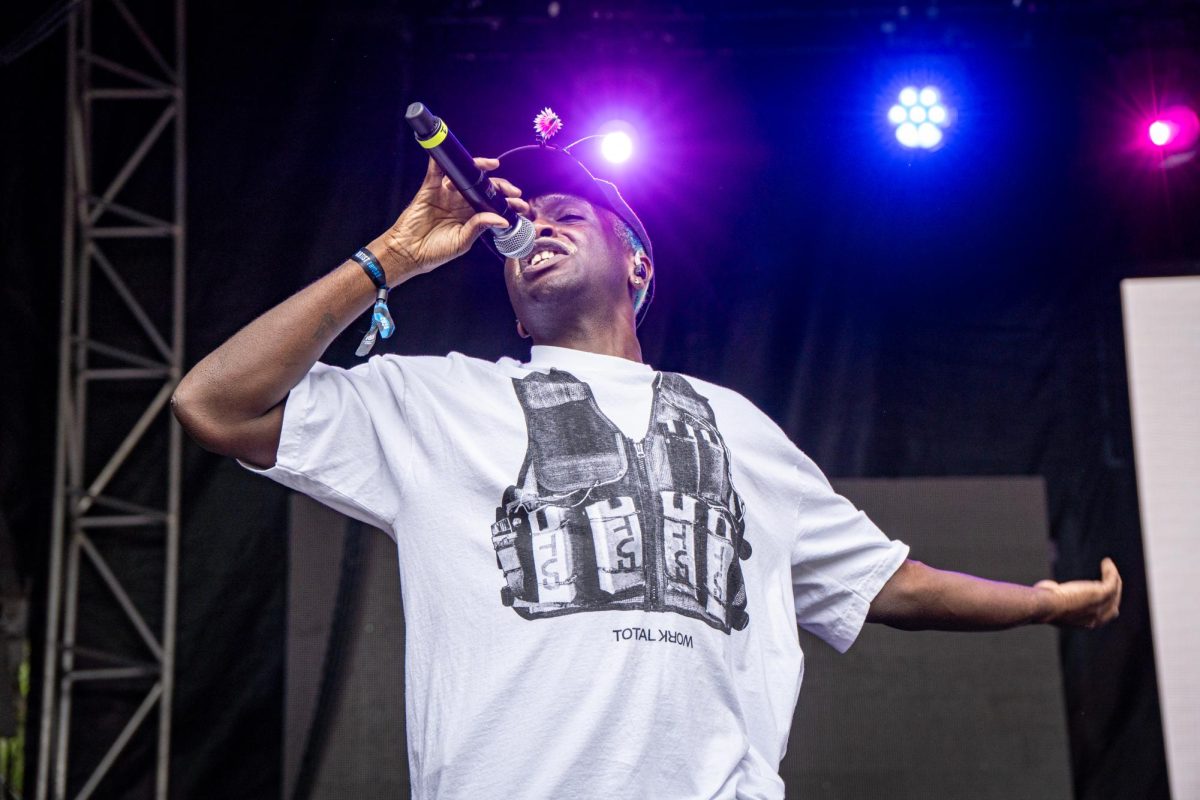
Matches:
[37,0,185,797]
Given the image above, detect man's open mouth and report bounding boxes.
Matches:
[520,238,576,276]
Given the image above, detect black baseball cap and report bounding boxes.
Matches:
[488,144,653,264]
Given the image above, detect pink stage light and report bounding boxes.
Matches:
[1142,121,1171,148]
[1148,120,1175,147]
[1146,106,1199,152]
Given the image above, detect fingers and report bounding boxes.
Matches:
[489,176,521,197]
[426,156,504,190]
[462,211,510,242]
[507,196,532,217]
[1102,557,1122,621]
[436,172,524,204]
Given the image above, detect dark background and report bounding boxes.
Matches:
[4,0,1199,797]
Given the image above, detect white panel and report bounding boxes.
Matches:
[1122,276,1200,800]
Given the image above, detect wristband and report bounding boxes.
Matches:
[352,246,394,357]
[355,287,395,357]
[352,247,387,290]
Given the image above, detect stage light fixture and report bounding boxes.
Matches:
[889,84,950,150]
[1141,105,1200,168]
[1148,120,1174,147]
[917,122,943,149]
[601,131,633,163]
[895,122,919,148]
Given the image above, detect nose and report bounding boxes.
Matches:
[535,219,556,239]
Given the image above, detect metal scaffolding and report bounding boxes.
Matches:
[38,0,185,797]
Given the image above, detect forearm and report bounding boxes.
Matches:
[171,232,415,457]
[172,155,524,465]
[866,560,1052,632]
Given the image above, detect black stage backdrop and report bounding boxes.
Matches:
[4,1,1198,797]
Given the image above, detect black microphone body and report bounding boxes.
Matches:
[405,103,534,259]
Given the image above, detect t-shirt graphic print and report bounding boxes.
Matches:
[490,368,753,633]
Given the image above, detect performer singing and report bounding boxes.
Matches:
[172,114,1121,799]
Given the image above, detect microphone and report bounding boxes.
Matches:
[405,102,535,260]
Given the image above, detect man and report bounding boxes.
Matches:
[172,142,1121,799]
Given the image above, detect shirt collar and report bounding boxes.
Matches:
[524,345,653,374]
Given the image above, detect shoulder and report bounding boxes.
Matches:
[664,370,818,472]
[667,371,779,428]
[351,350,524,382]
[297,352,521,403]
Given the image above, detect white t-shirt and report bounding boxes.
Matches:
[247,345,908,799]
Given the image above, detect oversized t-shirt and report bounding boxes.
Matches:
[246,345,909,799]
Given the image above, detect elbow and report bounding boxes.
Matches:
[171,377,280,467]
[867,559,933,630]
[171,381,229,455]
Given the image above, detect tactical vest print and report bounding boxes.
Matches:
[490,369,752,634]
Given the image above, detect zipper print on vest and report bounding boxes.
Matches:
[630,437,663,609]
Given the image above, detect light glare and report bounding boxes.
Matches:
[888,80,950,149]
[600,131,633,163]
[916,122,943,148]
[895,122,919,148]
[1148,120,1174,147]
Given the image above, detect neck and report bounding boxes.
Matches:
[528,309,643,363]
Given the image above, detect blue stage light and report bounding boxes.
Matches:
[890,84,950,149]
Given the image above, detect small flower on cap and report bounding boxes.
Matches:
[533,107,563,144]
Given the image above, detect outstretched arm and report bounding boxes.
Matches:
[867,557,1122,631]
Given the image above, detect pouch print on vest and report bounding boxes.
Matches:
[490,369,752,634]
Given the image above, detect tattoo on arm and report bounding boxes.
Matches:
[310,312,337,343]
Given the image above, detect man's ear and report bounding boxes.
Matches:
[630,252,653,286]
[516,319,531,339]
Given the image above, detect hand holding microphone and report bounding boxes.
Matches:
[372,105,531,283]
[379,155,529,280]
[355,105,530,355]
[404,103,536,260]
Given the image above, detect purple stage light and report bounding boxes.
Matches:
[601,131,634,163]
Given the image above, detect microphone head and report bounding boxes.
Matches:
[491,215,535,259]
[405,103,441,139]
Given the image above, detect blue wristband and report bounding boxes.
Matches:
[352,247,387,290]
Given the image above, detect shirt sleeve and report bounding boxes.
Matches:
[789,452,909,653]
[239,358,409,534]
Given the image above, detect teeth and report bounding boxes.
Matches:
[531,250,557,266]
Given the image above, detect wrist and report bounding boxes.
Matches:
[1031,584,1060,625]
[369,230,421,287]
